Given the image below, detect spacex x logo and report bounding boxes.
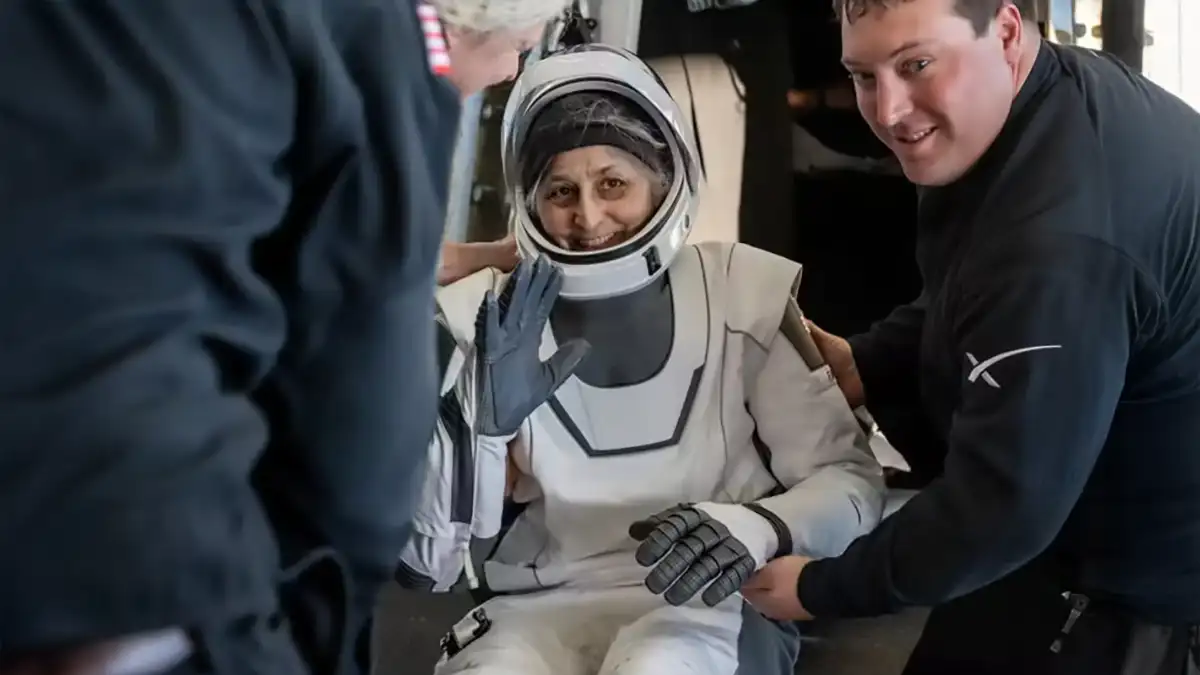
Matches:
[965,345,1062,389]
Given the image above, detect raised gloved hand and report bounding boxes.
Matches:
[629,502,789,607]
[474,256,590,438]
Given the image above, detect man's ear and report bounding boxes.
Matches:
[994,4,1026,69]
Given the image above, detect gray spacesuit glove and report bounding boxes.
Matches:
[474,256,590,438]
[630,502,790,607]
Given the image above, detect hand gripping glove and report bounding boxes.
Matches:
[474,256,590,438]
[629,502,791,607]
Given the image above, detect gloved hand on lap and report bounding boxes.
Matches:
[474,255,590,438]
[630,502,788,607]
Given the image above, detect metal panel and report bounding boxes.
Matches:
[1102,0,1146,71]
[465,85,516,243]
[587,0,643,51]
[443,93,483,243]
[1040,0,1078,43]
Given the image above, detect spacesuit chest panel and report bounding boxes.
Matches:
[534,246,714,458]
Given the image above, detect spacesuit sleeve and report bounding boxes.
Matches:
[748,325,887,559]
[396,314,513,591]
[395,410,470,592]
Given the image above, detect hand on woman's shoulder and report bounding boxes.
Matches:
[438,233,518,286]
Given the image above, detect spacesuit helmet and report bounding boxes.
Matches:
[500,44,702,301]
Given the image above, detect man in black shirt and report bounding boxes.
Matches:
[741,0,1200,673]
[0,2,557,675]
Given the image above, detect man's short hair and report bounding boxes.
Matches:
[834,0,1039,36]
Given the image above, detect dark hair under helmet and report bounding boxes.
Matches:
[519,91,675,198]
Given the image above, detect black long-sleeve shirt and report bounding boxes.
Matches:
[800,41,1200,624]
[0,0,460,648]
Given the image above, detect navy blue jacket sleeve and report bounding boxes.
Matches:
[848,293,927,407]
[798,234,1154,617]
[251,0,461,622]
[0,0,457,651]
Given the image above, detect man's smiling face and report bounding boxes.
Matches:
[840,0,1026,186]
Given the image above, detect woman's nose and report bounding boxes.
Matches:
[574,195,605,231]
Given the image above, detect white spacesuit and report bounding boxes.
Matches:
[399,45,888,675]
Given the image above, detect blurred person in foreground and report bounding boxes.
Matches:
[0,1,567,674]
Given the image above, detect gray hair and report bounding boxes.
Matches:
[431,0,571,34]
[522,92,674,216]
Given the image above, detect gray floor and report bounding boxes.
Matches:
[374,586,928,675]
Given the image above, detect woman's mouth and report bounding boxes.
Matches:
[572,231,621,251]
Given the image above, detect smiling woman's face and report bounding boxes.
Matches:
[535,145,659,252]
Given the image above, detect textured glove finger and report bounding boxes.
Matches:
[495,262,519,317]
[699,549,757,607]
[499,256,535,327]
[644,519,725,601]
[628,509,672,542]
[628,504,692,542]
[644,531,707,596]
[663,537,752,607]
[475,290,502,357]
[532,260,564,325]
[634,507,704,567]
[643,517,726,597]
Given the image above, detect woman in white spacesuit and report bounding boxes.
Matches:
[400,44,887,675]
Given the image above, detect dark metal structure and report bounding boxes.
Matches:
[1101,0,1146,71]
[463,87,512,244]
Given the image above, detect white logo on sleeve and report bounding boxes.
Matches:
[965,344,1062,389]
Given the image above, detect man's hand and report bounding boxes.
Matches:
[805,320,865,408]
[437,234,519,286]
[630,502,780,607]
[490,232,519,272]
[742,555,815,621]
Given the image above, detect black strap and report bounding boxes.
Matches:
[742,502,793,559]
[678,55,707,179]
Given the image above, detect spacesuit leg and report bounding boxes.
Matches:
[433,590,635,675]
[596,596,800,675]
[646,55,746,245]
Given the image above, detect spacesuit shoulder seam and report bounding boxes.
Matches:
[687,239,737,262]
[721,243,803,343]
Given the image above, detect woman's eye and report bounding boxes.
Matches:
[601,178,626,191]
[902,59,931,76]
[849,71,875,85]
[547,185,573,202]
